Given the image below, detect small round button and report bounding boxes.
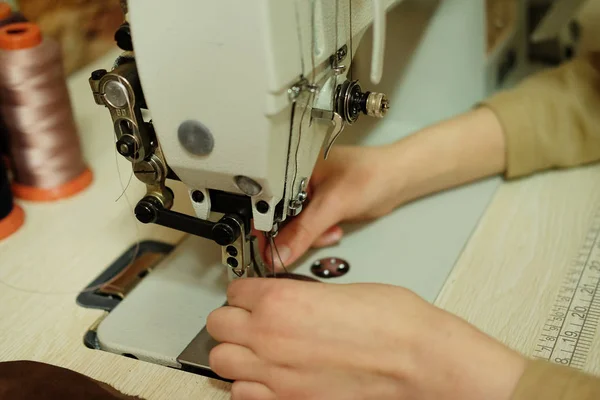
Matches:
[311,257,350,279]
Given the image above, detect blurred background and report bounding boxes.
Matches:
[9,0,122,75]
[2,0,599,78]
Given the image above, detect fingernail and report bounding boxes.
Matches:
[324,230,343,245]
[271,245,291,268]
[314,227,344,248]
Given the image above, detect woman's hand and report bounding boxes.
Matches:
[266,144,405,267]
[207,279,526,400]
[266,107,507,267]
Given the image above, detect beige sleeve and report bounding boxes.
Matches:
[511,360,600,399]
[482,53,600,179]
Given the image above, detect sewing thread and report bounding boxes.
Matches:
[0,22,92,202]
[0,1,26,159]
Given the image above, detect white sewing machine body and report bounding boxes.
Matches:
[90,0,403,278]
[86,0,517,378]
[129,0,394,232]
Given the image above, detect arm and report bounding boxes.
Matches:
[266,108,507,266]
[383,106,506,207]
[385,52,600,205]
[269,53,600,267]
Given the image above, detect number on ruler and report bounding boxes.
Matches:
[533,205,600,369]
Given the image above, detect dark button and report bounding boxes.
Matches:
[115,23,133,51]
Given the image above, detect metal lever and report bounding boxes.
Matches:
[323,113,345,159]
[371,0,386,85]
[134,196,242,246]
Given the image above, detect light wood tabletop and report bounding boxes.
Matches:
[2,47,600,399]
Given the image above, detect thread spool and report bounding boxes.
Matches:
[0,2,26,28]
[0,2,26,162]
[0,155,23,240]
[0,22,92,202]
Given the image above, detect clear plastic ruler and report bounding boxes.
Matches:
[533,206,600,369]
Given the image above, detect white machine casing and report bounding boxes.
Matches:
[129,0,398,232]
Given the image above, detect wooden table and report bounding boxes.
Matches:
[1,53,600,399]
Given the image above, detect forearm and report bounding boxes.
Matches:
[381,106,506,206]
[379,54,600,207]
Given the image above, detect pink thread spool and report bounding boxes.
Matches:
[0,22,93,202]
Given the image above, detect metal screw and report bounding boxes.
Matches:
[332,45,348,65]
[116,135,138,158]
[337,45,347,61]
[333,65,347,75]
[192,190,205,203]
[288,85,302,101]
[298,191,308,203]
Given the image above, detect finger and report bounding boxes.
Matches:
[227,278,277,311]
[265,189,343,267]
[311,225,344,248]
[206,306,252,345]
[209,343,267,382]
[231,381,276,400]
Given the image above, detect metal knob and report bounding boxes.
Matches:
[335,80,389,124]
[135,199,158,224]
[116,135,138,159]
[212,215,242,246]
[364,92,389,118]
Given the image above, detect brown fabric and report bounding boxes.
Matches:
[483,52,600,179]
[0,361,144,400]
[511,360,600,400]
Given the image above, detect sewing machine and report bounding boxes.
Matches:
[83,0,508,379]
[90,0,393,279]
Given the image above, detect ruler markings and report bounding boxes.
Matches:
[533,206,600,369]
[569,266,600,368]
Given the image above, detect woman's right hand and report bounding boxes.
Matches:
[266,144,406,267]
[266,107,507,267]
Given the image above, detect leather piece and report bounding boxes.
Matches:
[0,361,144,400]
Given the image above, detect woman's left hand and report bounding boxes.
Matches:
[207,278,526,400]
